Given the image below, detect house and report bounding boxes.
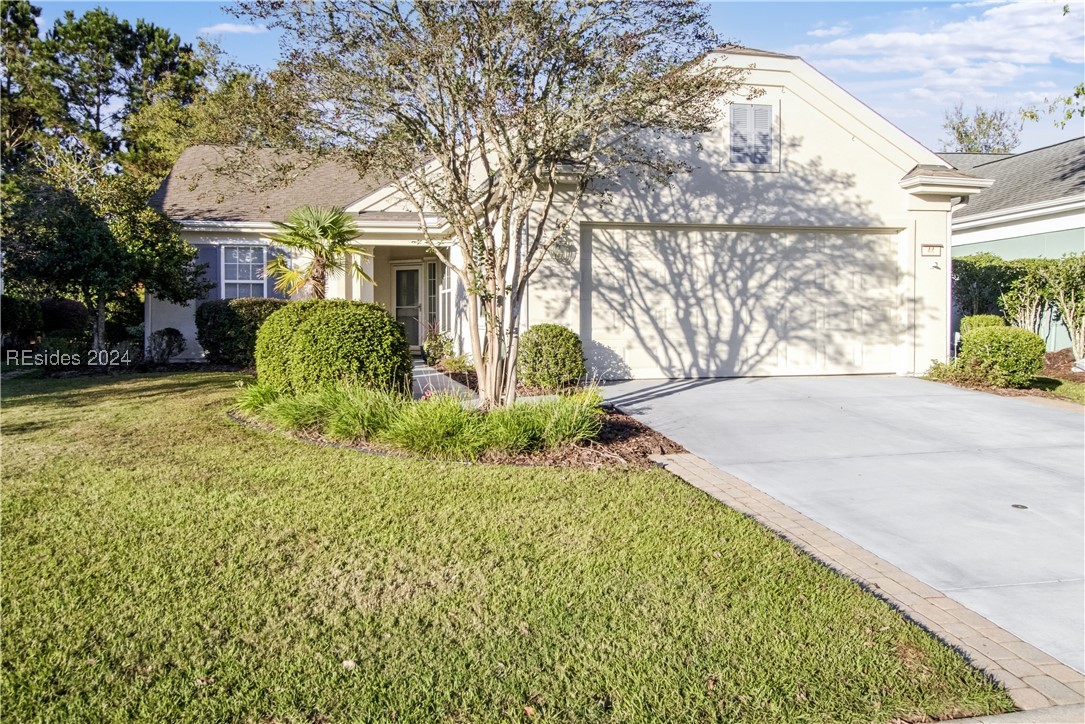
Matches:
[942,138,1085,350]
[148,46,991,379]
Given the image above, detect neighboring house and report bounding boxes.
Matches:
[943,138,1085,350]
[148,46,990,379]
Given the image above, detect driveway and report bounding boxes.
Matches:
[603,376,1085,672]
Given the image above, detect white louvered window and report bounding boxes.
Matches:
[731,104,773,166]
[223,246,267,298]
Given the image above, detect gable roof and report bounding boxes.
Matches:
[149,145,386,223]
[938,152,1014,171]
[954,137,1085,220]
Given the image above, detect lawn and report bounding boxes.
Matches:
[1,373,1013,722]
[1030,375,1085,404]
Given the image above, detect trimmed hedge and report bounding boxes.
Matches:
[196,298,290,366]
[1,295,43,345]
[960,314,1005,336]
[960,326,1045,388]
[256,300,412,394]
[517,324,586,390]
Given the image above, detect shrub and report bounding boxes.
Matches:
[952,253,1022,317]
[959,326,1045,388]
[285,302,412,394]
[146,328,186,363]
[235,381,281,416]
[926,357,1009,389]
[324,385,406,442]
[1,295,43,346]
[960,314,1005,336]
[1040,253,1085,360]
[39,329,90,365]
[422,322,453,366]
[517,324,586,390]
[998,259,1051,335]
[39,297,90,334]
[196,298,290,366]
[256,300,329,391]
[379,393,488,460]
[440,354,473,374]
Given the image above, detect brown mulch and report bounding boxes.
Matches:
[1039,348,1082,382]
[229,406,685,470]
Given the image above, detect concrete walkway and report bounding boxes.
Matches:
[604,376,1085,677]
[411,359,474,400]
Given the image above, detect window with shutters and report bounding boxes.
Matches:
[222,246,267,298]
[728,103,776,170]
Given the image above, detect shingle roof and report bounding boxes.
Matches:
[712,44,799,60]
[149,145,387,223]
[900,164,982,181]
[937,152,1014,171]
[954,137,1085,220]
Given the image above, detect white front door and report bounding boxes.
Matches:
[394,266,423,350]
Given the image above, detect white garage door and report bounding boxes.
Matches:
[585,227,901,379]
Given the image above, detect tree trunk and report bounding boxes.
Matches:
[92,295,107,352]
[311,256,328,299]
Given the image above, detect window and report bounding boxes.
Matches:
[426,261,439,329]
[439,265,454,334]
[730,103,773,166]
[223,246,266,298]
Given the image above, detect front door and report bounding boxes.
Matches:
[394,266,422,350]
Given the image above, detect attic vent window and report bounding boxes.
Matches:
[731,103,773,166]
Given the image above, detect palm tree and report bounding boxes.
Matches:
[265,206,373,299]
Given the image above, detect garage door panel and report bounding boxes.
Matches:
[585,227,900,379]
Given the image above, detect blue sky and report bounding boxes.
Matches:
[36,0,1085,153]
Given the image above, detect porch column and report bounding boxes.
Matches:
[356,247,375,302]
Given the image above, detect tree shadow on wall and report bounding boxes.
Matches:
[535,135,929,379]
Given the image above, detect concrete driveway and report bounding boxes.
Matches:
[603,375,1085,672]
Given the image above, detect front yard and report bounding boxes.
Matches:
[1,373,1013,722]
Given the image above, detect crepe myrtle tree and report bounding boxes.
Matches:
[235,0,755,407]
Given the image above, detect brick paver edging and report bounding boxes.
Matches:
[650,452,1085,712]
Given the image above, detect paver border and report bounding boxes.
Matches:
[650,452,1085,713]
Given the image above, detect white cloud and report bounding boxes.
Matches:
[807,24,850,38]
[198,22,269,35]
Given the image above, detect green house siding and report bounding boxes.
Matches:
[951,227,1085,260]
[952,227,1083,353]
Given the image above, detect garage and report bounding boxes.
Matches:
[582,226,903,379]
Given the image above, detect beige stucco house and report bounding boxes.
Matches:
[148,46,990,379]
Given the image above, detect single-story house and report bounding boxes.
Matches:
[942,138,1085,350]
[148,46,991,379]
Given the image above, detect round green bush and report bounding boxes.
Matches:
[1,295,43,345]
[256,300,334,391]
[959,326,1045,388]
[287,303,412,394]
[517,324,586,390]
[960,314,1005,336]
[256,300,412,394]
[196,298,290,366]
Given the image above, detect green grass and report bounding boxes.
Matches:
[1031,376,1085,404]
[1,373,1013,722]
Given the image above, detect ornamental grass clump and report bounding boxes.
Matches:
[324,386,407,442]
[378,393,489,461]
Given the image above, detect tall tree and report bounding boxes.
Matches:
[121,42,310,180]
[236,0,751,407]
[1,0,63,170]
[4,143,210,350]
[39,7,198,156]
[942,102,1021,154]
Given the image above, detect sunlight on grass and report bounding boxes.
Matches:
[1031,376,1085,404]
[1,373,1013,722]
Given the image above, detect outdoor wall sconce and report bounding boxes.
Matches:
[550,239,578,266]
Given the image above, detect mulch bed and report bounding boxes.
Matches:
[229,406,685,470]
[1039,348,1082,382]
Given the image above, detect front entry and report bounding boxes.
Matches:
[394,266,423,350]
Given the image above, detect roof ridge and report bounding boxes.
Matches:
[971,136,1085,168]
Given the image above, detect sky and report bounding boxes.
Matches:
[34,0,1085,154]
